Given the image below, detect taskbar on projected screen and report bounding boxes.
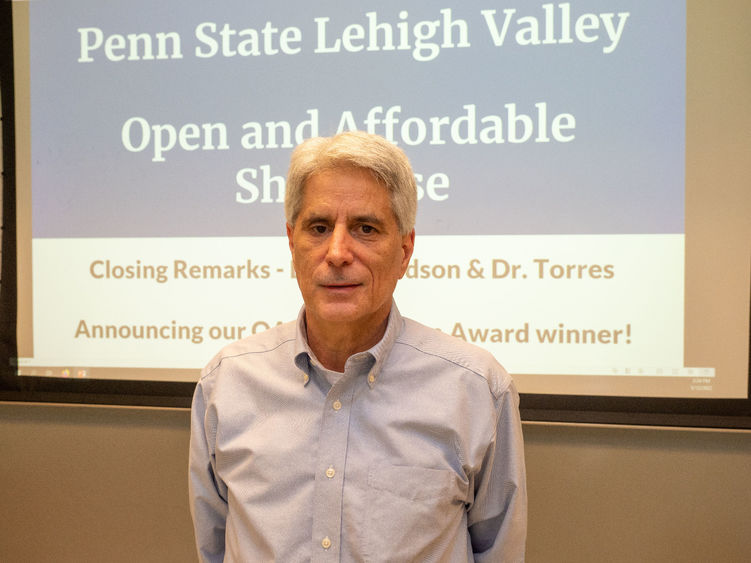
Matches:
[14,362,201,382]
[14,360,718,394]
[516,366,715,377]
[513,366,724,398]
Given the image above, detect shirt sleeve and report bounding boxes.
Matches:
[188,377,228,563]
[467,380,528,562]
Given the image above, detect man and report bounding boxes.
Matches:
[189,131,527,562]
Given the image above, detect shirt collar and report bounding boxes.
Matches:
[293,301,404,389]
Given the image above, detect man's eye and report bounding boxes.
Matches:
[360,225,375,234]
[312,225,328,234]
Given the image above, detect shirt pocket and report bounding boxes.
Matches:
[363,464,468,562]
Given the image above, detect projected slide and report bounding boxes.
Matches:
[17,1,701,395]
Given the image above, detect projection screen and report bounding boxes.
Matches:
[1,0,749,425]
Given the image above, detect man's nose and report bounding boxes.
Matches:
[325,225,354,267]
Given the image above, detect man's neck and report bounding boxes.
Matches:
[305,314,389,372]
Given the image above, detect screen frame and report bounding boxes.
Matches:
[1,1,749,426]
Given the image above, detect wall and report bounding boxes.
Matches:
[523,422,751,562]
[1,403,750,562]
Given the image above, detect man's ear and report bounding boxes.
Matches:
[286,223,294,252]
[399,229,416,278]
[286,223,297,269]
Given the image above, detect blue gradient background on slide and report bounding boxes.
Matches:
[29,0,684,237]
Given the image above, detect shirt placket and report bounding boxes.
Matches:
[310,372,357,562]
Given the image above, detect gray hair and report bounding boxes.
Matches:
[285,131,417,235]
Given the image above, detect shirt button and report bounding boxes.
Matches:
[303,374,310,384]
[332,400,342,411]
[321,536,332,550]
[325,466,336,479]
[367,374,375,384]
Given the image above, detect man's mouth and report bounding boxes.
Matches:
[320,280,361,290]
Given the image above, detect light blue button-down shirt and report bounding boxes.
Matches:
[189,303,527,562]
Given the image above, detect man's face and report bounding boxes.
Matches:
[287,167,414,333]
